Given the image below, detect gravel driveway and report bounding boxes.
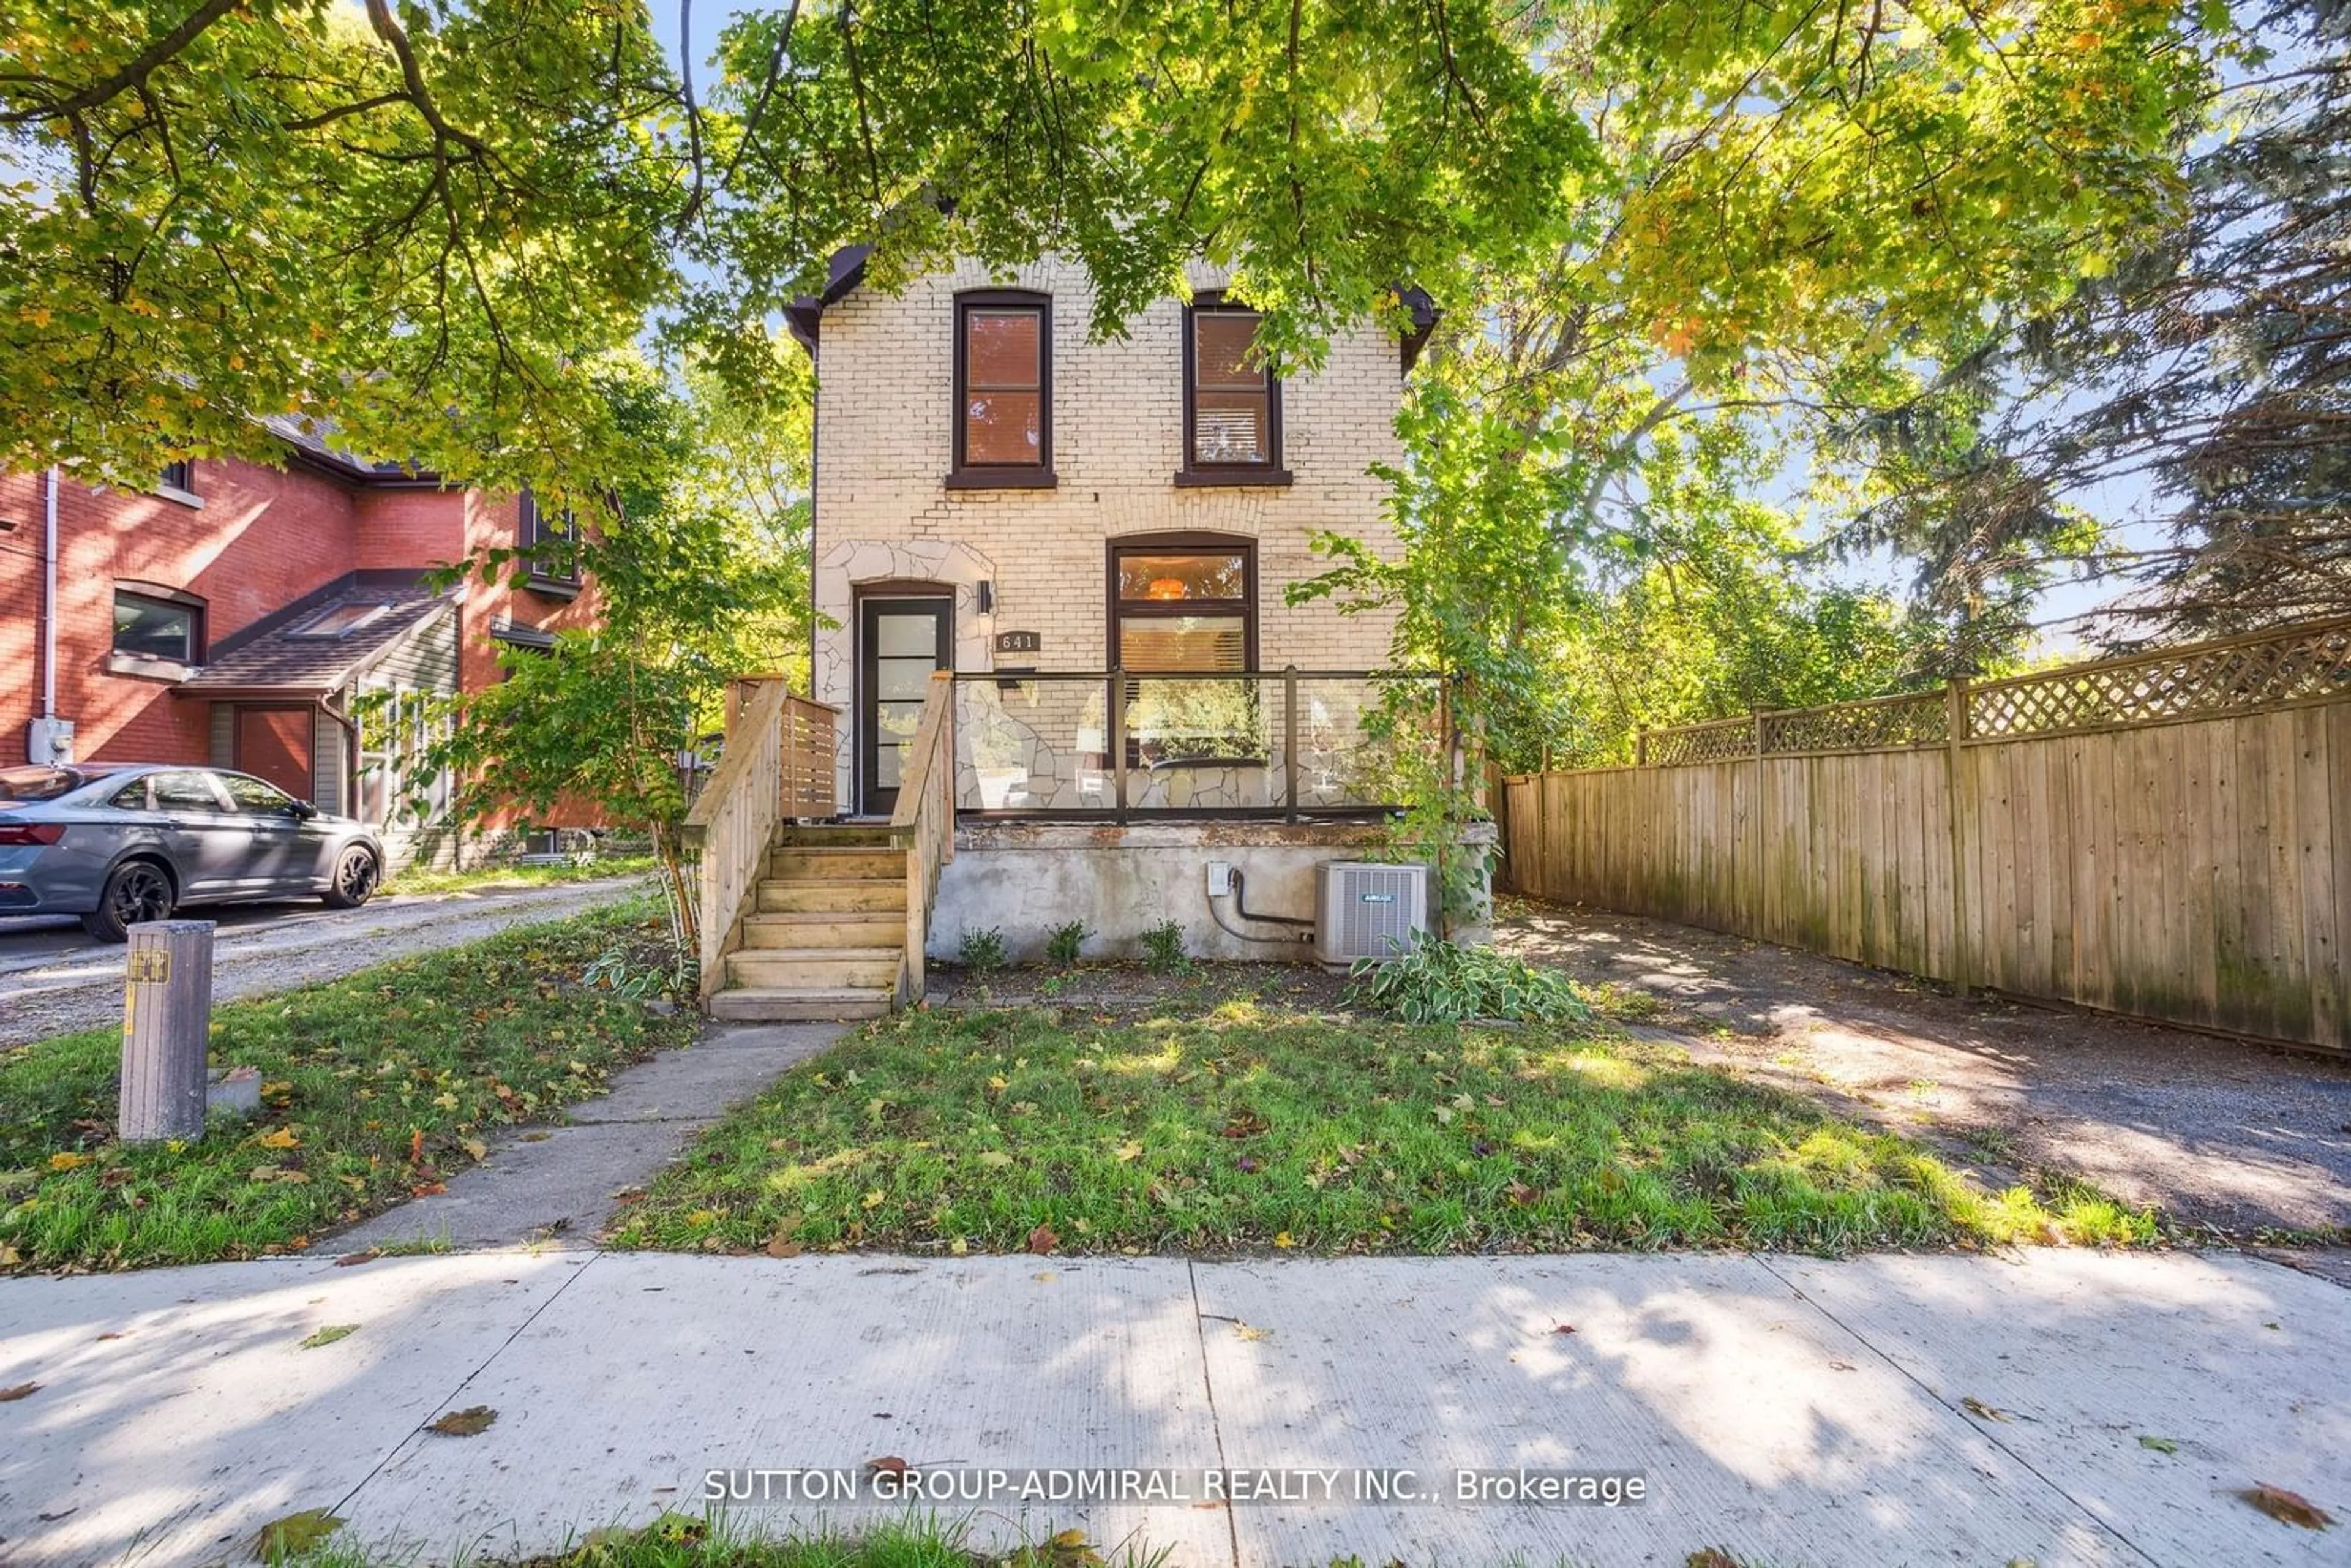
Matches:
[1501,898,2351,1237]
[0,876,651,1048]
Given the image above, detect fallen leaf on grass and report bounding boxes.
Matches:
[1027,1223,1059,1255]
[411,1181,446,1197]
[1687,1551,1744,1568]
[766,1234,802,1259]
[0,1382,40,1401]
[299,1324,358,1349]
[257,1127,300,1150]
[976,1150,1014,1168]
[426,1406,497,1437]
[2138,1435,2179,1454]
[2243,1484,2333,1531]
[250,1509,343,1556]
[1961,1397,2013,1422]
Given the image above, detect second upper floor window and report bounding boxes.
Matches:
[518,489,581,587]
[1182,298,1285,480]
[951,291,1052,486]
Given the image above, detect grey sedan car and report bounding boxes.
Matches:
[0,763,384,941]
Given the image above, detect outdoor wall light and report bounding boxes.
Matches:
[978,580,995,613]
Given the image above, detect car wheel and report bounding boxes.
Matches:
[81,860,176,943]
[322,845,381,909]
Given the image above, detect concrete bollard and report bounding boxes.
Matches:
[118,920,216,1143]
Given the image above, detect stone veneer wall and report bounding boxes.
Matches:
[807,256,1408,811]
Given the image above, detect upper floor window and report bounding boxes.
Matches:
[156,459,201,506]
[517,489,582,593]
[112,587,204,665]
[950,291,1054,487]
[1180,297,1289,485]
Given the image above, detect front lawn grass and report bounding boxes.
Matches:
[0,899,696,1272]
[612,1002,2156,1257]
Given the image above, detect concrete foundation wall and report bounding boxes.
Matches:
[931,820,1384,963]
[929,820,1493,964]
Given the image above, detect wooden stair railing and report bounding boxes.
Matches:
[683,678,841,1002]
[888,672,956,1002]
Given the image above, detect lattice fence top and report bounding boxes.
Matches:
[1762,692,1948,752]
[1637,616,2351,766]
[1967,618,2351,739]
[1644,716,1754,767]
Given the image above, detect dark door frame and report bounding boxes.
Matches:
[856,590,953,818]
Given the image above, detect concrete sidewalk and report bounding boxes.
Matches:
[1,1249,2344,1568]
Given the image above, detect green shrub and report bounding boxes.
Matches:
[1346,939,1590,1024]
[1139,918,1188,973]
[1044,919,1089,967]
[956,927,1008,975]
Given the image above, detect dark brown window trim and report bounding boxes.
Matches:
[1172,468,1293,489]
[1179,292,1284,481]
[948,288,1056,486]
[945,468,1060,491]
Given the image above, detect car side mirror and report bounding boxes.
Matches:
[284,800,318,820]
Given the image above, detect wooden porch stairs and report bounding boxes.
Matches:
[707,825,906,1021]
[684,672,954,1025]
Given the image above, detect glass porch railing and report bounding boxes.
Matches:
[950,669,1441,819]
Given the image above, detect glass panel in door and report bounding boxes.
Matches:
[860,598,951,816]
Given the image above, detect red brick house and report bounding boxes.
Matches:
[0,423,598,868]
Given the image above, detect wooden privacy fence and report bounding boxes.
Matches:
[1502,617,2351,1052]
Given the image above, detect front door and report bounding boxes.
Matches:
[859,596,951,817]
[236,706,314,804]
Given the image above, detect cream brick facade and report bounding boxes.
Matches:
[804,255,1407,810]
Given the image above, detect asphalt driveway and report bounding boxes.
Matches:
[0,875,650,1048]
[1500,899,2351,1238]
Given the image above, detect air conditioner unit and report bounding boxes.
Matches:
[1315,861,1427,967]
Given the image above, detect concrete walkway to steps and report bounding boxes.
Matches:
[2,1246,2344,1567]
[332,1022,849,1254]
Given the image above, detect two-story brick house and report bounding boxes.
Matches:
[0,424,597,869]
[688,255,1442,1018]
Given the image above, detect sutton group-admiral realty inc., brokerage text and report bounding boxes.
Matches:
[705,1468,1650,1508]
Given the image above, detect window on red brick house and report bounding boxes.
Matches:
[159,459,195,496]
[517,489,582,589]
[112,588,204,664]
